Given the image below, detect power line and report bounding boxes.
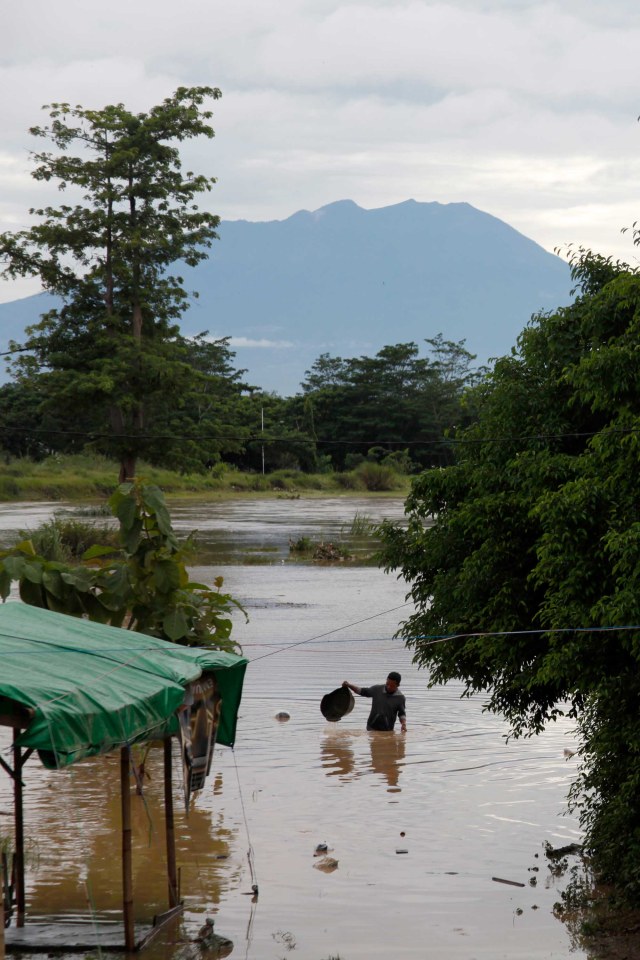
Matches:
[0,422,638,448]
[247,602,414,664]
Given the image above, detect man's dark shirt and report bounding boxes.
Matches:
[359,684,406,731]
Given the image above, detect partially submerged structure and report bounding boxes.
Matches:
[0,603,248,953]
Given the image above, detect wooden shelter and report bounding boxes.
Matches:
[0,603,247,954]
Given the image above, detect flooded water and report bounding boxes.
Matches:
[0,496,587,959]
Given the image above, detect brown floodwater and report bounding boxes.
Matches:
[0,497,587,959]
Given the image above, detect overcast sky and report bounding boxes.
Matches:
[2,0,640,303]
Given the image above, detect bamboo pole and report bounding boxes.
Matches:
[163,738,179,909]
[12,731,24,928]
[120,747,135,952]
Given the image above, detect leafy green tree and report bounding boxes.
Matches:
[379,250,640,901]
[143,332,253,473]
[0,87,221,481]
[0,381,54,460]
[223,390,320,473]
[0,481,241,651]
[294,337,483,470]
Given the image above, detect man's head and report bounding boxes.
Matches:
[385,671,401,693]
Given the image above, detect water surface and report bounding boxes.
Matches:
[0,496,585,959]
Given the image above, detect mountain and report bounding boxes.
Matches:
[0,199,573,395]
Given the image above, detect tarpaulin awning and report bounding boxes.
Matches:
[0,603,247,768]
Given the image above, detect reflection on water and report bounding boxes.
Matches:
[369,732,406,790]
[321,730,406,791]
[0,497,588,959]
[322,730,356,780]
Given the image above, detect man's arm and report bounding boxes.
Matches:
[398,696,407,733]
[342,680,363,695]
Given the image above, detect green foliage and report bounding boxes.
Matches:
[333,471,361,490]
[0,480,241,651]
[0,88,227,482]
[0,324,480,480]
[289,536,313,553]
[353,462,400,492]
[0,454,410,501]
[343,511,376,538]
[379,249,640,902]
[293,336,484,471]
[18,518,118,562]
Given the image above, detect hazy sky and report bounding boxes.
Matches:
[2,0,640,302]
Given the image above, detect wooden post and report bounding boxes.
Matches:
[12,731,25,928]
[120,747,135,952]
[163,738,179,909]
[1,853,5,960]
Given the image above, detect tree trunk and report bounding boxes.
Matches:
[119,454,137,484]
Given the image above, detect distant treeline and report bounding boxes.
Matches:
[0,334,484,477]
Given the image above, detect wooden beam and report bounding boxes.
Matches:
[120,747,135,953]
[136,903,184,951]
[163,738,179,909]
[0,756,17,782]
[12,731,25,928]
[1,852,5,960]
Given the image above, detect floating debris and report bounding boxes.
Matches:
[314,842,329,855]
[544,842,583,860]
[492,877,525,887]
[275,711,291,722]
[314,856,339,872]
[194,918,215,943]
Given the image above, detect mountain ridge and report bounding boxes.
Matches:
[0,199,573,394]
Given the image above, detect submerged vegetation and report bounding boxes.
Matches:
[0,480,240,650]
[288,511,381,562]
[18,517,119,563]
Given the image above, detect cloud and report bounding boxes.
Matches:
[209,335,295,349]
[1,0,639,291]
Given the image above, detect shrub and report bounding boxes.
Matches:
[354,462,399,491]
[0,477,20,501]
[20,519,120,562]
[289,536,313,553]
[333,472,361,490]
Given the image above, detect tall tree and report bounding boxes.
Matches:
[0,87,221,481]
[379,250,640,902]
[295,338,483,470]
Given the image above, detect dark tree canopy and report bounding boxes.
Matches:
[294,336,484,471]
[380,250,640,900]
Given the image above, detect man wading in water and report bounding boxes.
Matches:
[342,672,407,733]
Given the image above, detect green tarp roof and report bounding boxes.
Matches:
[0,603,248,769]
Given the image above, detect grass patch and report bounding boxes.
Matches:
[0,454,410,502]
[20,517,120,562]
[343,511,377,537]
